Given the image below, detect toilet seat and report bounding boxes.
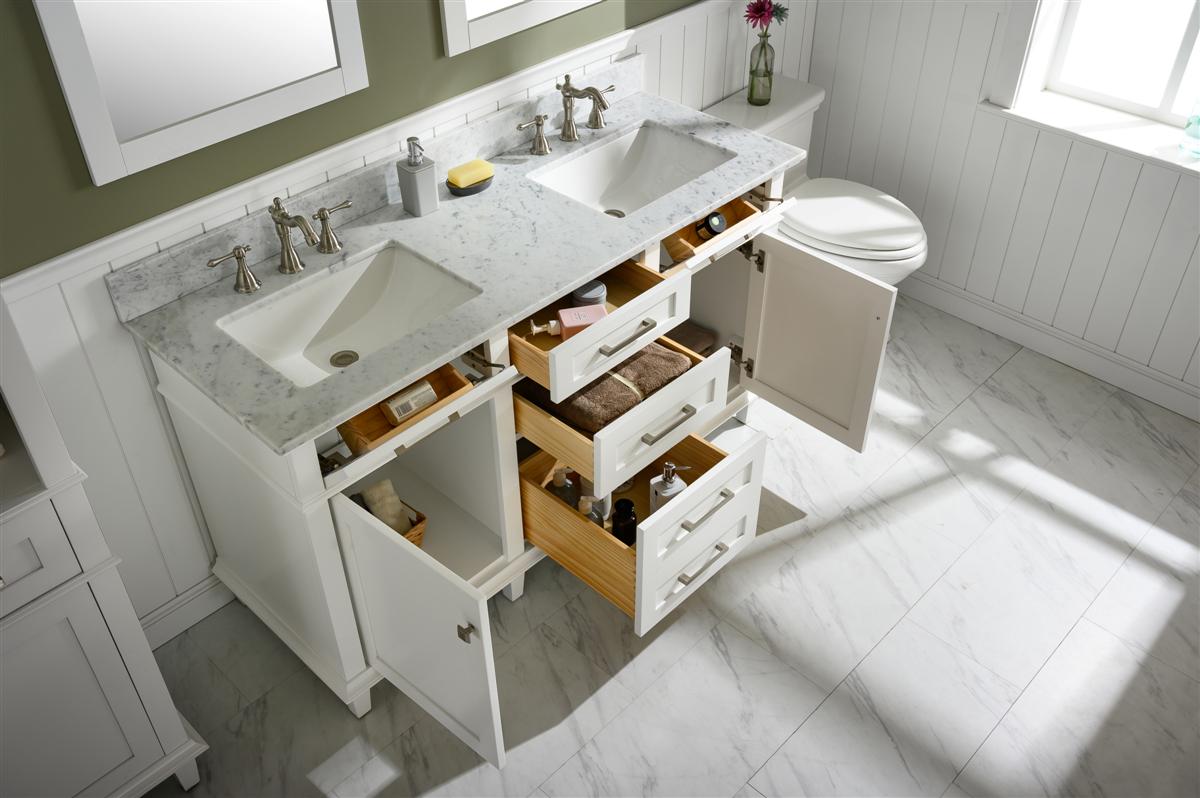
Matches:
[781,177,925,255]
[779,220,928,261]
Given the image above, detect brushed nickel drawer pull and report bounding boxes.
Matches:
[680,488,736,532]
[677,542,730,586]
[640,404,696,445]
[599,318,657,356]
[457,623,475,643]
[393,412,460,457]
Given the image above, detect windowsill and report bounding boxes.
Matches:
[981,91,1198,175]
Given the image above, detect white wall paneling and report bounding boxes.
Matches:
[803,0,1198,419]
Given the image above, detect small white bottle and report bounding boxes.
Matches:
[649,462,691,512]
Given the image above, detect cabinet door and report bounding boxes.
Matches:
[740,231,895,451]
[333,496,505,767]
[0,583,163,797]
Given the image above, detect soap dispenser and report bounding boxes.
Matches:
[396,136,439,217]
[649,462,691,512]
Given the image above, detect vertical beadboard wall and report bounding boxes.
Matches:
[803,0,1200,417]
[0,0,796,642]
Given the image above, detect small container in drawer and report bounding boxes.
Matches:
[519,431,767,635]
[513,339,729,496]
[508,261,691,402]
[336,364,473,457]
[662,197,761,267]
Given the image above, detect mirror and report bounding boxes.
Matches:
[35,0,368,185]
[441,0,602,57]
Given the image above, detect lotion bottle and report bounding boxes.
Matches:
[396,137,439,217]
[649,462,691,512]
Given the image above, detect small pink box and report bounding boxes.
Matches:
[557,304,608,339]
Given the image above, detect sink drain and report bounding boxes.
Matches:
[604,208,626,218]
[330,350,359,368]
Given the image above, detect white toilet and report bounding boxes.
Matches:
[706,77,927,285]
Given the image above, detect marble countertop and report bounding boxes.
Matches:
[125,92,804,454]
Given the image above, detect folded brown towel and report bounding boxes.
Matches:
[521,342,691,434]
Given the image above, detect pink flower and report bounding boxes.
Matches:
[744,0,774,30]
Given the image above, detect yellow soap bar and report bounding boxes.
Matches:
[447,159,494,188]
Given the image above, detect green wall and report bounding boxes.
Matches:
[0,0,696,278]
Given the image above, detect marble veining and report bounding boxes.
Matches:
[112,67,803,454]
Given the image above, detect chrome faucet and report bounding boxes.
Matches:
[207,244,260,294]
[556,74,613,141]
[268,197,319,274]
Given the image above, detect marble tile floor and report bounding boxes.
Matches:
[148,296,1199,798]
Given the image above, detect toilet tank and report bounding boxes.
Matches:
[704,76,825,188]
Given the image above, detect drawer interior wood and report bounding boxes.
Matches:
[518,434,727,618]
[508,260,667,388]
[662,197,761,263]
[336,364,473,457]
[511,336,704,484]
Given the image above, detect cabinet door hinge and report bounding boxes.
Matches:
[729,344,755,378]
[738,241,766,272]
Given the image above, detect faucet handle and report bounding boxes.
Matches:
[206,244,252,268]
[517,115,552,156]
[312,200,352,254]
[556,74,574,92]
[312,199,352,220]
[207,244,261,294]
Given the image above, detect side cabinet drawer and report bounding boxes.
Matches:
[1,500,80,617]
[509,261,691,402]
[519,431,767,636]
[514,341,729,496]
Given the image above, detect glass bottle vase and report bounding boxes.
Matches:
[748,31,774,106]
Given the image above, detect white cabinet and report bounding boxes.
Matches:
[0,500,81,616]
[147,183,897,775]
[1,583,163,798]
[0,301,205,798]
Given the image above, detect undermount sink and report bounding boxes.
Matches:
[529,120,735,217]
[218,244,481,387]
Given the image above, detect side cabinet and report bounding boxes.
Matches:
[1,581,163,797]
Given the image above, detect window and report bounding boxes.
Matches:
[1046,0,1199,125]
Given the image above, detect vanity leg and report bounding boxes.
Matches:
[174,760,200,791]
[502,574,525,602]
[347,693,372,718]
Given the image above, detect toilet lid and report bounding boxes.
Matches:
[779,220,928,261]
[783,178,925,252]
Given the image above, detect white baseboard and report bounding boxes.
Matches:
[900,273,1200,422]
[142,574,234,649]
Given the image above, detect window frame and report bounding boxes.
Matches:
[1044,0,1199,127]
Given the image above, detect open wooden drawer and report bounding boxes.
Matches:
[513,338,729,496]
[508,261,691,402]
[331,398,512,769]
[323,363,521,493]
[663,196,797,272]
[519,431,767,635]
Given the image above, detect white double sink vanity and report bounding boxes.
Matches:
[112,88,897,768]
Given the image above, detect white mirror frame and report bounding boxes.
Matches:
[441,0,602,57]
[34,0,369,186]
